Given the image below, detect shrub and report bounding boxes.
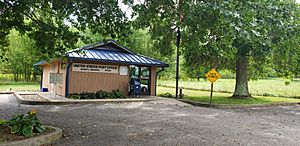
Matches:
[0,119,7,126]
[68,94,81,99]
[95,90,109,99]
[6,110,45,137]
[219,70,235,79]
[68,89,126,99]
[111,89,125,99]
[159,93,174,98]
[285,79,291,86]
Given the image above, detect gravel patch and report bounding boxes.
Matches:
[1,94,300,146]
[20,94,48,102]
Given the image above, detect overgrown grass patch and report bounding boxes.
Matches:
[157,86,300,105]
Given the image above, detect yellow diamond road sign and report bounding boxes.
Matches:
[205,68,221,83]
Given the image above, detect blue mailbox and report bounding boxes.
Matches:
[130,78,141,97]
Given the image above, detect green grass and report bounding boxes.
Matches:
[0,82,39,91]
[157,86,300,105]
[158,78,300,97]
[0,74,40,91]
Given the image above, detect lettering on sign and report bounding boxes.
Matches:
[72,63,118,73]
[205,68,221,83]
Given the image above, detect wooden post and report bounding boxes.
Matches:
[179,88,183,98]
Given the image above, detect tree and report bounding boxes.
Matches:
[3,29,40,82]
[0,0,130,60]
[130,0,300,98]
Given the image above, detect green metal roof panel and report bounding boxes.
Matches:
[67,49,168,67]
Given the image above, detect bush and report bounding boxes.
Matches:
[111,89,125,99]
[80,92,96,99]
[219,70,235,79]
[285,79,291,86]
[159,93,174,98]
[95,90,109,99]
[68,89,126,99]
[68,94,81,99]
[0,119,7,126]
[6,110,45,137]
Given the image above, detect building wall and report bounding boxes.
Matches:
[42,64,51,90]
[41,60,66,96]
[56,62,66,96]
[68,61,130,95]
[150,67,156,96]
[42,60,159,97]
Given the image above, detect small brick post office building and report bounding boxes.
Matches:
[34,41,168,97]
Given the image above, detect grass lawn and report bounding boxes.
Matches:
[157,78,300,97]
[157,86,300,105]
[0,82,39,91]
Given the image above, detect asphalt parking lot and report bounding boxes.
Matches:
[1,94,300,146]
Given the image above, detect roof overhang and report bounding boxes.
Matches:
[33,60,48,66]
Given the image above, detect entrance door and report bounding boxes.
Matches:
[130,65,150,95]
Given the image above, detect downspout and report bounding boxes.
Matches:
[155,67,164,96]
[65,58,73,97]
[34,66,43,90]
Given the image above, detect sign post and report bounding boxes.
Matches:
[205,68,221,106]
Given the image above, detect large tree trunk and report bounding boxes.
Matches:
[233,52,251,98]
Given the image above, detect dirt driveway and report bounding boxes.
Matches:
[1,94,300,146]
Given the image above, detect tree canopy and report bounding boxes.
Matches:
[1,0,300,98]
[129,0,300,97]
[0,0,130,59]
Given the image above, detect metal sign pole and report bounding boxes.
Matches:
[175,27,180,99]
[210,83,213,105]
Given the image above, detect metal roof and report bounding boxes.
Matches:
[34,41,168,67]
[67,49,168,67]
[33,60,48,66]
[65,41,168,67]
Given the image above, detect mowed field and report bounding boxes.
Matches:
[156,86,300,104]
[0,82,39,91]
[157,78,300,97]
[1,78,300,98]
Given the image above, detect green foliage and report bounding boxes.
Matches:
[68,94,81,99]
[6,111,45,137]
[126,29,161,58]
[0,0,131,59]
[80,92,96,99]
[1,30,41,82]
[111,89,126,99]
[158,93,174,98]
[130,1,177,57]
[96,90,109,99]
[0,119,7,126]
[219,70,235,79]
[285,79,292,86]
[68,89,126,99]
[130,0,300,97]
[180,0,300,77]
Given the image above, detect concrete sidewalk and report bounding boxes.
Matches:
[14,92,162,105]
[38,92,72,101]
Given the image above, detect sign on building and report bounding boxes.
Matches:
[49,73,63,84]
[72,63,118,74]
